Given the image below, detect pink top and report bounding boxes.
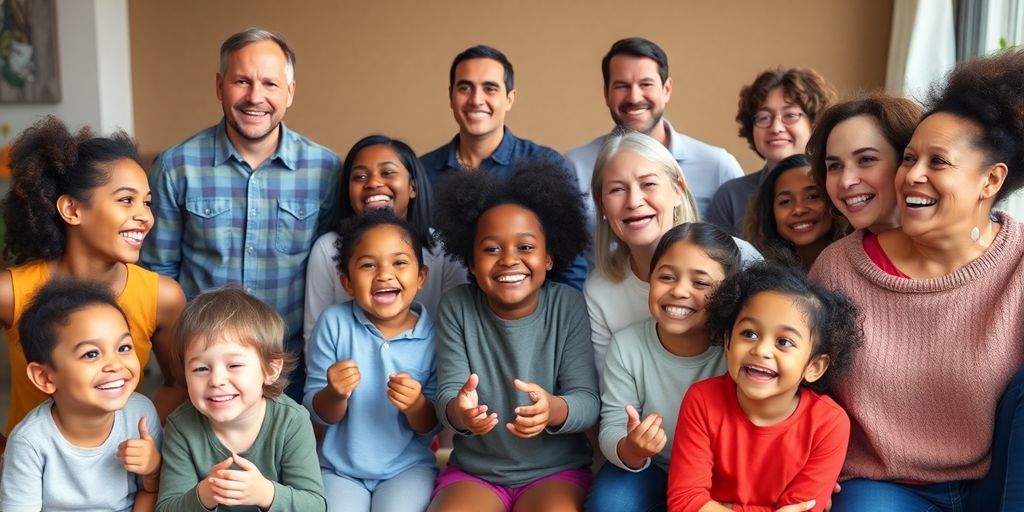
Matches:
[809,215,1024,482]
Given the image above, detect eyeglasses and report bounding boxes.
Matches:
[753,111,806,128]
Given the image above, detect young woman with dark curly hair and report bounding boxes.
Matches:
[0,116,186,448]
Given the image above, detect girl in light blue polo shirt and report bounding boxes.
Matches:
[304,208,438,512]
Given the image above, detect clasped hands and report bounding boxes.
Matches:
[451,373,555,438]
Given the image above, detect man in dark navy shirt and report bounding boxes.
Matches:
[421,45,588,289]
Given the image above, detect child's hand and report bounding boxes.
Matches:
[453,373,498,435]
[387,372,426,411]
[206,453,276,509]
[621,404,667,461]
[506,379,551,439]
[776,500,816,511]
[197,456,235,509]
[326,359,361,400]
[117,417,161,477]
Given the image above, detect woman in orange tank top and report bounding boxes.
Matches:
[0,116,186,451]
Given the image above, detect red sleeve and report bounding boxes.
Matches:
[667,384,716,512]
[770,399,851,512]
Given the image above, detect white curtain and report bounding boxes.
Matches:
[984,0,1024,51]
[885,0,956,102]
[970,0,1024,217]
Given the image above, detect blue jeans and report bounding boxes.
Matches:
[321,465,437,512]
[584,461,667,512]
[833,368,1024,511]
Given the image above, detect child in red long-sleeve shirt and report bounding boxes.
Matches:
[667,262,862,512]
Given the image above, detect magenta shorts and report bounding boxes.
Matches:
[432,465,593,510]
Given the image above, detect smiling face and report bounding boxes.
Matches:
[824,115,901,232]
[43,304,140,415]
[599,149,683,253]
[604,55,671,135]
[184,337,280,428]
[471,204,552,320]
[216,40,295,146]
[648,241,726,346]
[348,144,417,219]
[341,224,426,338]
[753,87,812,168]
[725,291,827,423]
[449,58,515,141]
[772,166,832,247]
[896,112,1002,242]
[67,158,153,264]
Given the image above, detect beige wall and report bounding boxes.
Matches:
[129,1,892,172]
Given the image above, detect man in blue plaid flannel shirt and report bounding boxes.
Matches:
[142,28,340,399]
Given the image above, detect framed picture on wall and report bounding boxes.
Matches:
[0,0,60,104]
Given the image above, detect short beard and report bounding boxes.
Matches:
[611,108,664,136]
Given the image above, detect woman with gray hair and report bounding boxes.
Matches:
[584,132,759,381]
[583,132,759,512]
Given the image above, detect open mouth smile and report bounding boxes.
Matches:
[843,194,875,208]
[494,273,528,284]
[371,288,402,304]
[661,305,695,319]
[96,379,127,391]
[742,364,778,381]
[905,196,937,208]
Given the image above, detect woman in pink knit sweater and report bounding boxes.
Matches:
[809,50,1024,511]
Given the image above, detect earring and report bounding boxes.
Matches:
[601,215,607,221]
[970,226,981,242]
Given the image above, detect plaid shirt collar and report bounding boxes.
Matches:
[213,119,300,171]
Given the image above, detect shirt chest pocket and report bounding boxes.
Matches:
[185,198,234,252]
[275,199,320,255]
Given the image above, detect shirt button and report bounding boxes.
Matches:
[247,246,255,254]
[298,209,305,216]
[203,208,211,215]
[382,343,389,350]
[245,287,253,294]
[250,208,257,217]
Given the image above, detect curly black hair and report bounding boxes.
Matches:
[2,116,139,264]
[335,207,425,276]
[704,261,863,393]
[19,278,127,368]
[925,49,1024,202]
[432,159,588,283]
